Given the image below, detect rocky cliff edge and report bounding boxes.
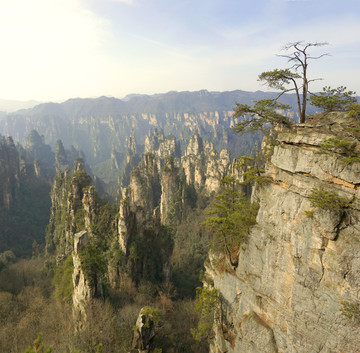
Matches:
[208,112,360,353]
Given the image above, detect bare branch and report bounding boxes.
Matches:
[308,78,324,84]
[307,53,330,60]
[254,41,329,124]
[273,88,296,101]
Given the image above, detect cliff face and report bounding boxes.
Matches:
[123,132,232,228]
[0,136,20,209]
[182,133,231,194]
[209,112,360,353]
[0,135,51,256]
[160,156,181,224]
[72,230,102,326]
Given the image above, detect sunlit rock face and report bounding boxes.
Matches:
[209,112,360,353]
[72,231,91,326]
[182,133,231,195]
[160,156,181,224]
[72,230,103,328]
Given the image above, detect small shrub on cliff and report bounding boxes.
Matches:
[348,103,360,118]
[79,242,107,292]
[190,287,219,342]
[340,301,360,322]
[53,255,74,303]
[320,138,360,165]
[304,210,314,218]
[204,176,259,268]
[141,306,161,328]
[309,188,352,210]
[310,86,357,111]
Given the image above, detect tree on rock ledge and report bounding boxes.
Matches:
[234,41,329,133]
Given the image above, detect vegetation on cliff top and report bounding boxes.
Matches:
[233,41,329,133]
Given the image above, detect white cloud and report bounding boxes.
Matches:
[0,0,114,100]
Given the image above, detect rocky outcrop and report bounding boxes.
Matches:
[118,187,137,254]
[46,162,93,256]
[144,129,180,169]
[130,153,161,215]
[131,307,157,353]
[72,230,103,327]
[45,168,72,255]
[160,156,181,224]
[182,133,231,194]
[82,186,96,232]
[55,139,69,172]
[209,112,360,353]
[0,136,20,209]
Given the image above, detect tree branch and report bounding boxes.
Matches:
[308,53,330,60]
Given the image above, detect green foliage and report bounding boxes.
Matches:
[304,210,314,218]
[340,301,360,321]
[321,137,355,153]
[128,226,174,284]
[190,287,219,342]
[72,168,92,191]
[310,86,357,111]
[79,242,107,286]
[233,99,292,135]
[258,68,301,91]
[52,255,74,303]
[235,155,266,187]
[309,188,352,211]
[164,191,182,225]
[183,184,198,209]
[142,306,161,328]
[204,176,258,267]
[348,103,360,118]
[91,201,118,250]
[320,137,360,165]
[107,238,123,267]
[234,41,328,124]
[171,206,211,299]
[24,333,52,353]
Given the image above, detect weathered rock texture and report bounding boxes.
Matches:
[181,133,231,194]
[72,230,103,327]
[122,132,232,230]
[0,136,20,209]
[131,307,157,353]
[72,230,90,324]
[160,156,181,224]
[209,112,360,353]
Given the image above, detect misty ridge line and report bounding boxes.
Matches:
[0,89,323,116]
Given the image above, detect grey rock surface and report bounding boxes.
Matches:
[209,112,360,353]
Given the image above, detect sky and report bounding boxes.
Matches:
[0,0,359,102]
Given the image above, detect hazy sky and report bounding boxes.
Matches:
[0,0,359,101]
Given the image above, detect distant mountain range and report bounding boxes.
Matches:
[0,89,319,185]
[0,99,41,113]
[2,89,305,117]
